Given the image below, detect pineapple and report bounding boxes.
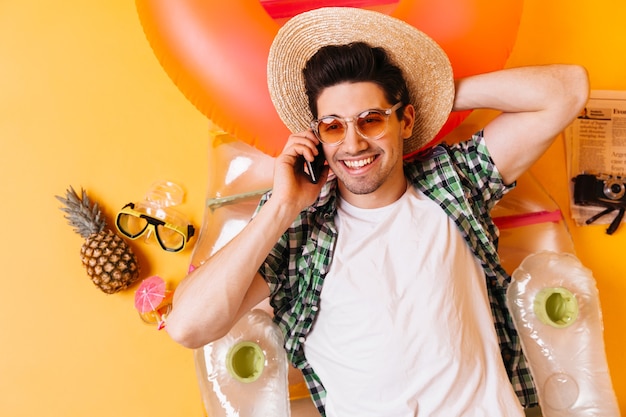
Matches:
[56,186,140,294]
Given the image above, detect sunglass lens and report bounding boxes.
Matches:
[317,117,345,143]
[357,111,386,138]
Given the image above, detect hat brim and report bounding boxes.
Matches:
[267,7,455,156]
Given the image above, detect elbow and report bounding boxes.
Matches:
[166,324,207,350]
[165,307,230,350]
[165,316,207,350]
[547,64,590,127]
[565,64,590,113]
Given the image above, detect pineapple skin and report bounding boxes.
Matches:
[56,186,141,295]
[81,229,140,294]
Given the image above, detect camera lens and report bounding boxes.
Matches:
[603,179,625,200]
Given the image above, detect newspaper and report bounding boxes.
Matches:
[564,90,626,228]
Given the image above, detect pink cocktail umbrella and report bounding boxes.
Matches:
[135,276,171,329]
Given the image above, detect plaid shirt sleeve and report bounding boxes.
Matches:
[256,183,338,415]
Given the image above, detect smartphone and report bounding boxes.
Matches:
[305,143,325,184]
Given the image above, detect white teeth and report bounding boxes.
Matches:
[344,157,374,168]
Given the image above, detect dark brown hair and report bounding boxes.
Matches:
[302,42,410,119]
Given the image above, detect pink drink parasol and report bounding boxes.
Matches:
[135,276,171,330]
[135,276,167,312]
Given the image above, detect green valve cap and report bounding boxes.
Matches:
[226,341,265,383]
[534,287,579,328]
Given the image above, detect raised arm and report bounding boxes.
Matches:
[453,64,589,184]
[166,131,328,349]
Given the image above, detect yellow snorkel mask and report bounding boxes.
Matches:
[116,181,196,253]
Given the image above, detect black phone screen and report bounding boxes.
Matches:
[305,143,325,184]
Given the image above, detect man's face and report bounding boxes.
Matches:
[316,81,414,208]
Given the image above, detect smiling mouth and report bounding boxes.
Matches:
[343,156,375,169]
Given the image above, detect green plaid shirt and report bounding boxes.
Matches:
[258,132,538,415]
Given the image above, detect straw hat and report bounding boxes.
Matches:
[267,7,455,156]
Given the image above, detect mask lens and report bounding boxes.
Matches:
[155,224,185,251]
[356,110,387,138]
[117,212,149,238]
[317,117,346,143]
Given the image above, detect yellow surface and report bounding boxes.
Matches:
[0,1,625,416]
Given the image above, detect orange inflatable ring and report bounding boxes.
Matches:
[136,0,523,157]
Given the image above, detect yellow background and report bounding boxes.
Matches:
[1,1,625,416]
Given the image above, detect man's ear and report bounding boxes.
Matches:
[400,104,416,139]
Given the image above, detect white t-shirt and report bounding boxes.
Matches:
[303,187,523,417]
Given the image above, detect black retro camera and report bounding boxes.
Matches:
[573,173,626,235]
[573,173,626,207]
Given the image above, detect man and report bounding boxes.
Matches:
[167,7,588,416]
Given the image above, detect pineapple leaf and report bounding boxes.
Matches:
[55,186,107,238]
